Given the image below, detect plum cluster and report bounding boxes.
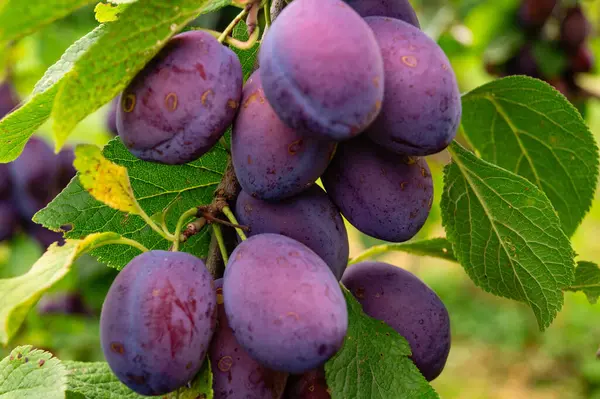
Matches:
[104,0,456,396]
[488,1,595,108]
[0,82,75,248]
[233,0,461,243]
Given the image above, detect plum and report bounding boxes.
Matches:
[518,0,557,32]
[284,368,330,398]
[9,137,59,220]
[259,0,384,141]
[210,279,288,399]
[223,234,347,373]
[235,186,349,279]
[118,30,243,164]
[0,81,19,118]
[342,262,450,381]
[364,17,461,155]
[0,164,12,199]
[57,147,76,190]
[0,200,19,242]
[100,250,217,396]
[560,6,591,52]
[344,0,420,27]
[322,136,433,243]
[232,71,336,201]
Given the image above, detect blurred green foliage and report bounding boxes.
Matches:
[0,1,598,398]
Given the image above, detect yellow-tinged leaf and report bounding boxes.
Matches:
[94,2,128,23]
[0,232,121,344]
[74,144,140,214]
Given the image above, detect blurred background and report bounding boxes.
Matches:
[0,0,599,398]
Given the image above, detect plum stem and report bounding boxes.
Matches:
[226,26,260,50]
[218,5,250,44]
[348,245,392,265]
[180,218,207,243]
[192,27,259,50]
[172,207,201,251]
[95,237,149,254]
[221,205,248,241]
[264,0,272,27]
[212,224,229,264]
[219,137,230,152]
[136,206,176,241]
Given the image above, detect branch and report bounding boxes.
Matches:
[214,159,241,203]
[270,0,287,21]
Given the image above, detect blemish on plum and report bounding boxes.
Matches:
[201,90,214,106]
[286,312,300,321]
[111,342,125,355]
[288,139,303,155]
[165,93,178,111]
[195,63,207,79]
[401,55,418,67]
[126,373,146,385]
[123,94,136,113]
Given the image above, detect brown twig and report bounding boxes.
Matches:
[201,212,249,230]
[270,0,287,21]
[246,1,261,35]
[205,160,242,278]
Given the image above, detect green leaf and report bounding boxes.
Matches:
[231,20,260,81]
[325,288,438,399]
[51,0,231,149]
[0,233,121,344]
[74,144,140,214]
[441,142,575,330]
[565,261,600,304]
[35,139,227,269]
[165,360,213,399]
[0,0,95,45]
[349,238,456,265]
[0,235,43,279]
[94,3,129,22]
[0,346,67,399]
[63,358,212,398]
[64,362,145,399]
[0,27,105,163]
[461,76,599,237]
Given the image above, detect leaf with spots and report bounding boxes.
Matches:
[461,76,599,237]
[94,2,130,23]
[0,346,67,399]
[74,144,139,214]
[325,288,438,399]
[0,233,124,344]
[34,139,227,269]
[565,261,600,304]
[441,142,575,330]
[64,361,147,398]
[62,358,213,398]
